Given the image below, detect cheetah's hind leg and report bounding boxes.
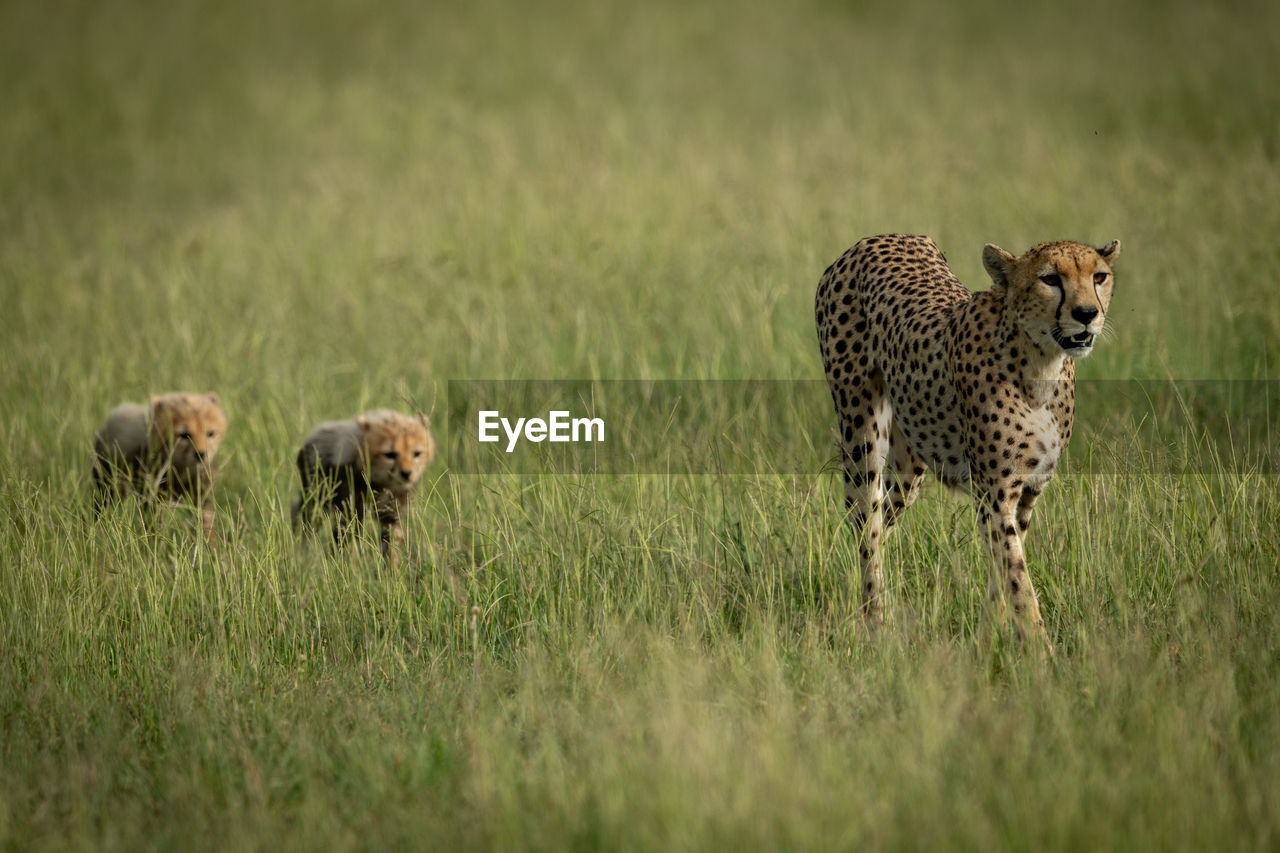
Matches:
[883,422,925,530]
[835,370,894,632]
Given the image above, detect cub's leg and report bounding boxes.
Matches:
[330,479,364,549]
[196,480,217,546]
[374,490,409,567]
[91,455,126,515]
[291,445,322,534]
[91,435,139,516]
[291,445,356,542]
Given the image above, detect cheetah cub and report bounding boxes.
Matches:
[92,392,228,544]
[291,409,435,565]
[815,235,1120,651]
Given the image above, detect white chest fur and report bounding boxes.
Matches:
[1022,405,1062,491]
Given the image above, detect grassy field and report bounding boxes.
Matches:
[2,0,1279,848]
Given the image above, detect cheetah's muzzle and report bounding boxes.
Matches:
[1052,327,1095,354]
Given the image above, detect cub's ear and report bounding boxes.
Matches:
[982,244,1016,289]
[357,415,372,432]
[149,395,174,435]
[1096,240,1121,264]
[205,392,221,407]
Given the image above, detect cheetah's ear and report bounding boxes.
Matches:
[205,392,221,407]
[149,396,173,435]
[982,244,1016,290]
[1096,240,1121,264]
[357,415,373,433]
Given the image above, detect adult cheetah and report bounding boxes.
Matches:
[815,234,1119,649]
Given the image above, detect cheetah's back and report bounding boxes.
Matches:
[815,234,974,479]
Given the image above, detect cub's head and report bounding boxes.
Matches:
[149,392,228,468]
[983,239,1120,358]
[357,410,435,492]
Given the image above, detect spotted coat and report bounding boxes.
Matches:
[815,234,1119,649]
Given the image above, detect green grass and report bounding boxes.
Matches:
[3,0,1280,848]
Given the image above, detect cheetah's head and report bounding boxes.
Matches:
[983,239,1120,359]
[357,410,435,493]
[149,392,227,470]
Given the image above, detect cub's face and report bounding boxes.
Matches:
[984,239,1120,358]
[358,412,435,492]
[150,393,228,469]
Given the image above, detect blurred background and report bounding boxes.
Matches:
[3,0,1277,391]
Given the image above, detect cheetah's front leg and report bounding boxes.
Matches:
[376,491,408,567]
[977,490,1053,656]
[91,458,127,516]
[331,489,363,550]
[200,493,217,546]
[1015,485,1042,537]
[189,471,217,546]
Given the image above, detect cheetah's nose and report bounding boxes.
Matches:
[1071,305,1099,324]
[400,469,412,480]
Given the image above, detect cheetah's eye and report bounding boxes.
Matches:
[1038,274,1062,288]
[383,451,398,460]
[177,431,193,442]
[1093,272,1109,285]
[412,449,423,458]
[206,430,217,438]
